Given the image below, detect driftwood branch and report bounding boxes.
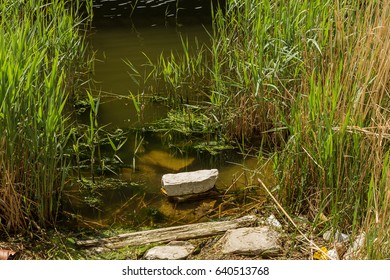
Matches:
[77,215,257,250]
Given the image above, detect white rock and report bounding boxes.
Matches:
[323,230,349,242]
[339,233,349,242]
[352,233,365,250]
[219,226,281,257]
[323,230,332,241]
[266,214,282,229]
[161,169,218,197]
[144,241,195,260]
[344,232,366,260]
[327,249,339,260]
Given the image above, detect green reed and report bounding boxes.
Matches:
[0,0,92,232]
[274,0,389,256]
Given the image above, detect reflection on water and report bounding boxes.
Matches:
[92,0,216,25]
[89,0,214,128]
[90,23,211,128]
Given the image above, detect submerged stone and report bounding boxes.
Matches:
[144,241,195,260]
[139,150,195,172]
[219,226,281,257]
[158,199,217,222]
[161,169,218,197]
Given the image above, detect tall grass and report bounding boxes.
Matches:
[277,0,390,258]
[141,0,390,257]
[0,0,92,232]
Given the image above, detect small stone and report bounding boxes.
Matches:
[219,226,281,257]
[144,241,195,260]
[323,230,349,242]
[266,214,282,229]
[344,232,365,260]
[323,230,332,241]
[352,233,365,250]
[327,249,339,260]
[161,169,218,197]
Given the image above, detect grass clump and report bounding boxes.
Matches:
[0,0,92,233]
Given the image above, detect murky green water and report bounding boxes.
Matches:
[90,23,210,128]
[64,0,273,229]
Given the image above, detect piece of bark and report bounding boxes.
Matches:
[77,215,257,250]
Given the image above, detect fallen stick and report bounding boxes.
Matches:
[77,215,257,250]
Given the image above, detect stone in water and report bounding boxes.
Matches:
[139,150,195,171]
[161,169,218,197]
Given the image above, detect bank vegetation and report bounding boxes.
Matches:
[147,0,390,258]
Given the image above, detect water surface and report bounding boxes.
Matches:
[64,0,272,228]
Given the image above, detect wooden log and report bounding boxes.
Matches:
[77,215,257,250]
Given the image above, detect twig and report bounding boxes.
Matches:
[302,146,324,171]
